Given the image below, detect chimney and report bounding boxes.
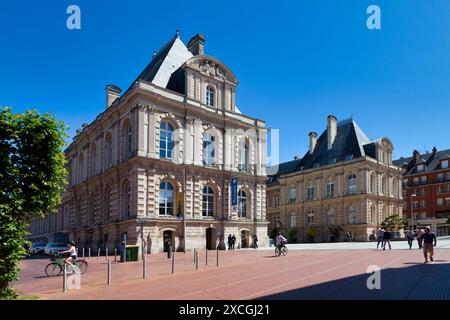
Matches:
[308,132,317,154]
[106,85,121,109]
[187,34,205,56]
[432,147,438,158]
[327,115,337,150]
[413,150,420,164]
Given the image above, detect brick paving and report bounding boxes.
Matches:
[13,241,450,300]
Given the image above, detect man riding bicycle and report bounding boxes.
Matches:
[275,233,287,251]
[59,241,77,266]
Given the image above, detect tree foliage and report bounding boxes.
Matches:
[381,214,407,232]
[0,107,67,297]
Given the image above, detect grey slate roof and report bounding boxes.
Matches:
[393,149,450,175]
[267,118,378,183]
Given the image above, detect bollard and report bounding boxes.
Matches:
[196,251,199,270]
[206,249,208,266]
[193,249,196,264]
[107,260,111,285]
[88,248,91,259]
[114,248,117,262]
[63,263,67,292]
[106,248,108,261]
[216,248,219,267]
[167,244,172,259]
[172,252,175,274]
[97,248,100,260]
[82,248,85,259]
[143,255,147,279]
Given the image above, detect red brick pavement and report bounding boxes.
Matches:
[13,248,450,300]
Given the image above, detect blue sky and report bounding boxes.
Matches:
[1,0,449,163]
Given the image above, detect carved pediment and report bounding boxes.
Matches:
[185,56,238,85]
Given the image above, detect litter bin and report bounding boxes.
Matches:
[126,245,139,261]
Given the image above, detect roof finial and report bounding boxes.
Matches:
[176,29,180,37]
[153,49,157,57]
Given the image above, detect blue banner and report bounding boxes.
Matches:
[231,176,238,206]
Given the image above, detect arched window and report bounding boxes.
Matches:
[159,181,174,215]
[202,186,214,217]
[381,176,387,195]
[349,207,357,224]
[127,125,132,157]
[370,173,376,194]
[206,85,215,107]
[238,189,247,218]
[238,139,249,173]
[106,133,113,168]
[307,210,314,225]
[306,183,314,201]
[327,208,334,225]
[348,174,357,194]
[90,144,97,176]
[78,152,84,183]
[202,132,215,166]
[160,121,174,159]
[326,178,334,198]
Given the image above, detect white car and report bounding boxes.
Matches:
[44,243,69,255]
[29,242,47,255]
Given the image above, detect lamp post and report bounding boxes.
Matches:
[410,192,417,229]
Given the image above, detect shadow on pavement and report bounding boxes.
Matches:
[256,263,450,300]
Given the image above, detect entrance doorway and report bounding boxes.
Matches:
[241,230,249,248]
[206,228,216,250]
[163,230,173,252]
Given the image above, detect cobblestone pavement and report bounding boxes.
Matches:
[13,241,450,300]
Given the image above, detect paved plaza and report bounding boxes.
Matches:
[13,238,450,300]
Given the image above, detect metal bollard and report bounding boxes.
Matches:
[107,260,111,285]
[172,252,175,274]
[114,248,117,262]
[206,249,208,266]
[88,248,91,259]
[82,248,85,259]
[106,248,108,261]
[193,249,196,264]
[216,248,219,267]
[196,251,199,270]
[143,255,147,279]
[97,248,100,260]
[63,263,67,292]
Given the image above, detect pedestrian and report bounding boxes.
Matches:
[376,228,385,249]
[416,228,423,249]
[231,234,236,250]
[254,235,258,249]
[227,234,232,250]
[421,226,437,263]
[406,227,415,250]
[383,230,392,250]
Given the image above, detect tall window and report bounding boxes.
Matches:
[106,134,113,168]
[348,174,357,194]
[306,183,314,201]
[159,181,174,215]
[160,121,174,159]
[127,125,132,157]
[238,139,249,173]
[202,186,214,217]
[202,132,215,166]
[327,208,334,225]
[91,144,97,176]
[290,213,297,228]
[206,85,215,107]
[124,183,131,218]
[307,210,314,225]
[238,189,247,218]
[326,178,334,198]
[349,207,356,224]
[290,186,296,202]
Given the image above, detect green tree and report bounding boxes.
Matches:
[0,107,67,298]
[381,214,407,232]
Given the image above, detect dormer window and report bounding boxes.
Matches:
[206,85,215,107]
[442,160,449,169]
[417,164,425,173]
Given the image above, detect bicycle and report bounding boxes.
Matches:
[274,245,288,256]
[45,253,88,277]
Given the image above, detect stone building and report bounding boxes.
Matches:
[266,115,403,242]
[28,32,269,253]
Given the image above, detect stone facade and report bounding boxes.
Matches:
[28,33,269,253]
[267,116,403,242]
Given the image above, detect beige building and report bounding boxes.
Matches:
[28,32,269,253]
[267,115,403,242]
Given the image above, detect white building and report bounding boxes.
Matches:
[28,32,269,253]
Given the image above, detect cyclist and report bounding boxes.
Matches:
[60,241,77,266]
[275,232,287,252]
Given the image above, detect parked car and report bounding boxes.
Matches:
[44,243,68,255]
[29,242,47,255]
